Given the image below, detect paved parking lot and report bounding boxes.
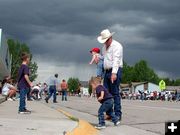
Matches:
[45,96,180,135]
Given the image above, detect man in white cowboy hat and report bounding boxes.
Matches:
[97,29,123,121]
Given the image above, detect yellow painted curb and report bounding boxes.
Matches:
[57,109,98,135]
[66,120,98,135]
[57,109,78,121]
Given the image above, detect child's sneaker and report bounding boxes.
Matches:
[114,121,121,126]
[95,124,106,130]
[12,97,16,101]
[7,98,13,101]
[18,109,31,114]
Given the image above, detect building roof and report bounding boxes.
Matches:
[166,86,180,91]
[120,82,147,88]
[120,82,158,88]
[131,82,148,86]
[120,83,130,88]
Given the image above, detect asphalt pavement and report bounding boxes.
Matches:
[1,95,180,135]
[43,96,180,135]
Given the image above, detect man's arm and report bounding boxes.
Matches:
[98,91,104,101]
[24,74,33,87]
[111,44,123,83]
[112,45,122,74]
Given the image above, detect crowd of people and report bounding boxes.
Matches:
[121,90,180,102]
[0,77,69,102]
[0,29,123,130]
[0,52,69,115]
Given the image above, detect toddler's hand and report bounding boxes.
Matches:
[98,97,103,101]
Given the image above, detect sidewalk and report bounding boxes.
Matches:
[0,95,6,104]
[0,100,78,135]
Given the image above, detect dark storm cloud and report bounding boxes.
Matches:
[0,0,180,79]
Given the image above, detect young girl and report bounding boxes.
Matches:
[2,78,17,101]
[89,48,104,78]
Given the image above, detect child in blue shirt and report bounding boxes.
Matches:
[90,77,120,129]
[17,52,32,114]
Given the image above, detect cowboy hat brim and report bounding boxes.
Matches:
[97,32,115,44]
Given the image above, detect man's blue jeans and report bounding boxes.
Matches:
[103,68,122,119]
[19,89,28,111]
[62,90,67,101]
[47,86,57,102]
[98,99,118,125]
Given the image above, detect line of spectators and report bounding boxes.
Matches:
[0,76,50,102]
[121,90,180,102]
[0,76,70,103]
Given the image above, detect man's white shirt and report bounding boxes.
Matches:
[102,40,123,74]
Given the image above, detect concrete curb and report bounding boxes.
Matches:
[57,109,98,135]
[0,96,6,104]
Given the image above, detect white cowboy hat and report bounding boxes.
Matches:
[97,29,115,44]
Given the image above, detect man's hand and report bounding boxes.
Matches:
[111,73,117,83]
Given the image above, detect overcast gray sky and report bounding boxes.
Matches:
[0,0,180,81]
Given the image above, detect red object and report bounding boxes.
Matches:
[90,48,100,53]
[61,82,68,90]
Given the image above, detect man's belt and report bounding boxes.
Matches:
[104,67,122,72]
[104,68,112,71]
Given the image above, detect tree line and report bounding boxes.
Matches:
[122,60,180,86]
[7,39,38,82]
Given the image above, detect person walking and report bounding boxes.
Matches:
[97,29,123,121]
[175,90,180,102]
[45,74,59,103]
[60,79,68,101]
[138,90,144,101]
